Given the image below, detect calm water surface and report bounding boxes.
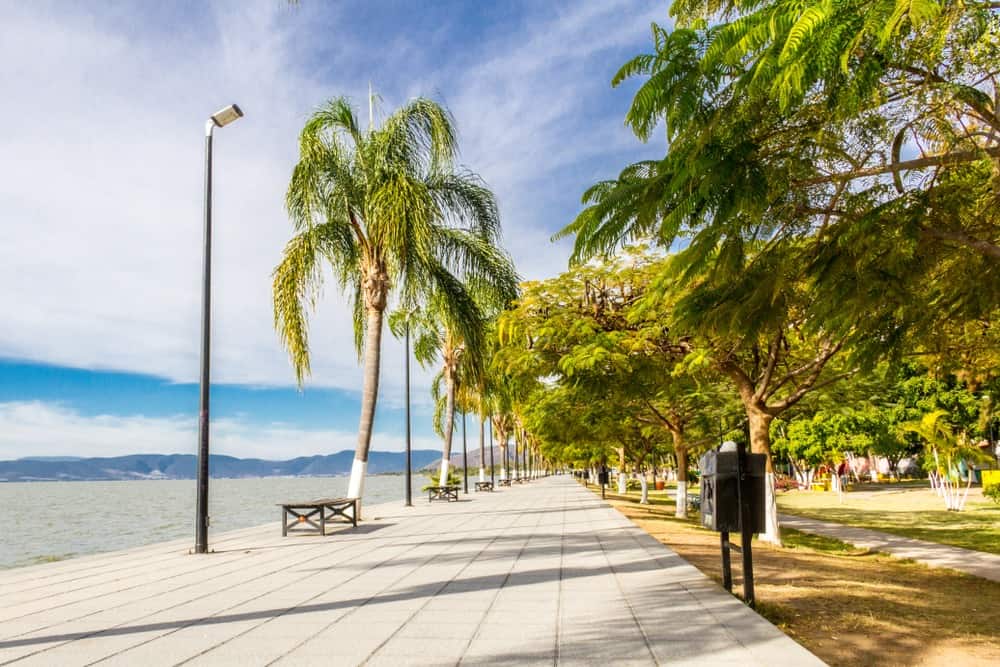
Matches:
[0,475,407,569]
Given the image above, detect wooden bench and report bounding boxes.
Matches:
[279,497,358,536]
[427,485,459,502]
[498,479,512,487]
[475,481,494,492]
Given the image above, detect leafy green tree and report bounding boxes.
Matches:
[563,2,1000,364]
[496,250,733,512]
[638,247,854,542]
[772,408,902,483]
[392,274,517,487]
[902,409,992,509]
[272,95,509,500]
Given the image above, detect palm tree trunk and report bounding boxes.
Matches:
[439,372,456,486]
[347,304,384,501]
[478,415,486,483]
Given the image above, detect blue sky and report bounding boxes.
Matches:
[0,0,665,460]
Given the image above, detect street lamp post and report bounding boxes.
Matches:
[404,319,412,507]
[488,416,495,485]
[462,412,469,494]
[195,103,243,555]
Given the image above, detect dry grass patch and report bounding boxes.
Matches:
[591,485,1000,667]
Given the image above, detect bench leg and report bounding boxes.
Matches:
[320,506,326,536]
[282,508,288,536]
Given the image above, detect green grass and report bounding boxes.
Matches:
[777,486,1000,555]
[779,528,871,555]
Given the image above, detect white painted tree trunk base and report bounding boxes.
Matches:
[675,482,688,519]
[347,459,367,499]
[759,472,781,544]
[639,476,649,504]
[347,459,367,519]
[479,468,486,483]
[439,459,451,487]
[617,473,627,494]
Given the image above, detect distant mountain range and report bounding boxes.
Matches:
[0,450,444,482]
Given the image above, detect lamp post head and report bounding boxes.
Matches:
[210,104,244,128]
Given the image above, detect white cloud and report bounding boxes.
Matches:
[0,1,663,397]
[0,401,439,460]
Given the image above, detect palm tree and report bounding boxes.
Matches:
[401,277,517,487]
[273,94,509,500]
[902,410,991,510]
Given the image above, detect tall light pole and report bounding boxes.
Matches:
[195,103,243,555]
[404,319,412,507]
[462,412,469,494]
[488,416,495,485]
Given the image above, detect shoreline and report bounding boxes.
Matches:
[0,475,410,570]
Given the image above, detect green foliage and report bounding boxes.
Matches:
[422,469,461,491]
[495,249,736,472]
[901,409,992,478]
[273,93,513,384]
[561,1,1000,379]
[984,484,1000,505]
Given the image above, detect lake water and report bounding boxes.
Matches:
[0,475,409,569]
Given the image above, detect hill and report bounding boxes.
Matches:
[0,450,441,482]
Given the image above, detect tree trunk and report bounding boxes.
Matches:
[639,472,649,504]
[439,371,456,486]
[478,415,486,483]
[673,430,688,519]
[617,447,627,494]
[499,442,508,480]
[347,303,384,501]
[748,405,780,545]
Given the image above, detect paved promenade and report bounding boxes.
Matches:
[779,513,1000,582]
[0,476,822,666]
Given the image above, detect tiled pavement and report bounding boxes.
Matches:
[0,476,823,666]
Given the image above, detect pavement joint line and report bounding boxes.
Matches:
[0,521,321,608]
[601,506,717,662]
[83,508,469,667]
[2,540,304,626]
[0,511,448,663]
[595,489,757,656]
[258,504,516,665]
[552,486,567,667]
[452,499,548,666]
[0,509,446,636]
[0,479,825,666]
[0,496,447,612]
[0,522,289,594]
[0,495,453,594]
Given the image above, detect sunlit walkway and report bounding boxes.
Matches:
[0,476,822,666]
[780,513,1000,583]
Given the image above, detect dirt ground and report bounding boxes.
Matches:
[596,487,1000,667]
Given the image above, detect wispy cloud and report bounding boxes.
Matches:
[0,1,663,398]
[0,401,439,460]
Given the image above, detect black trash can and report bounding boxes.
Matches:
[699,448,766,533]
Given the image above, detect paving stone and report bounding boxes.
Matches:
[0,477,825,666]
